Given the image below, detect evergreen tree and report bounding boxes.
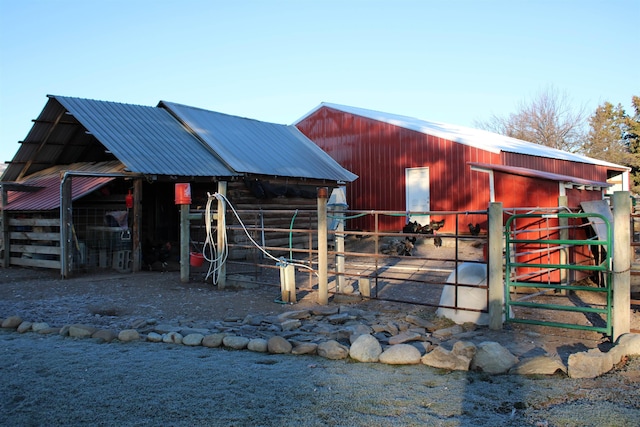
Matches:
[584,96,640,193]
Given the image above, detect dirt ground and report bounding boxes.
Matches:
[1,266,640,426]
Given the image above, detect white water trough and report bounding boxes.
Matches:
[436,262,490,325]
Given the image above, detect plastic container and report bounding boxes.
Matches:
[175,183,192,205]
[190,252,205,267]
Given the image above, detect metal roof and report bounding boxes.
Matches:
[160,101,357,182]
[469,162,611,188]
[296,103,628,171]
[2,161,125,211]
[52,96,236,177]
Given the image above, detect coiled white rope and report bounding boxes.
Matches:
[203,192,316,285]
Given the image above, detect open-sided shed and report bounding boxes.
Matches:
[295,103,629,233]
[0,96,356,275]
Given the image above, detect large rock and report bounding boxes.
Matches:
[146,332,163,343]
[568,348,616,379]
[2,316,23,329]
[247,338,268,352]
[162,331,183,344]
[388,331,423,345]
[17,321,33,333]
[279,319,302,331]
[317,340,349,360]
[267,336,292,354]
[292,342,318,355]
[471,341,518,374]
[349,334,382,363]
[614,333,640,356]
[278,310,311,320]
[69,324,97,338]
[92,329,117,343]
[510,355,567,376]
[202,333,226,348]
[379,344,421,365]
[118,329,140,342]
[223,335,250,350]
[31,322,51,333]
[423,341,476,371]
[183,333,205,346]
[405,314,437,331]
[431,325,463,340]
[347,324,373,343]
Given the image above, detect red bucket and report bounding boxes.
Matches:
[190,252,205,267]
[175,183,192,205]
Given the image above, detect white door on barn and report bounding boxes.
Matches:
[405,167,430,224]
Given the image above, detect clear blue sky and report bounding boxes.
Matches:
[1,0,638,165]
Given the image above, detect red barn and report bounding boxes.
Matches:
[295,103,629,233]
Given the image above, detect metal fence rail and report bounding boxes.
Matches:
[191,208,489,310]
[505,212,613,335]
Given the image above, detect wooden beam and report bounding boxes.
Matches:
[17,109,66,181]
[1,186,8,267]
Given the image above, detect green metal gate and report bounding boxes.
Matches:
[504,212,613,335]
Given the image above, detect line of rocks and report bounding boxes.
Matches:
[2,305,639,379]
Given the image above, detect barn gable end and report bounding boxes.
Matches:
[295,103,629,232]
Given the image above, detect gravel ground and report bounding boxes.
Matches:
[1,267,639,426]
[1,331,639,427]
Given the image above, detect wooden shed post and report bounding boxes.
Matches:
[1,185,8,267]
[131,179,142,272]
[60,174,73,278]
[488,202,504,330]
[612,191,631,341]
[216,181,227,289]
[317,187,329,305]
[180,203,190,283]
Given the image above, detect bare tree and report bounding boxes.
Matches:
[475,86,587,152]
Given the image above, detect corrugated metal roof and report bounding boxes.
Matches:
[160,101,357,182]
[52,96,236,177]
[469,162,611,188]
[2,161,125,211]
[296,103,627,171]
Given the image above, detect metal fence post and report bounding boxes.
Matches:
[488,202,504,330]
[612,191,631,341]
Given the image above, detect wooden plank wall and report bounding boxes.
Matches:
[6,216,61,269]
[189,181,319,260]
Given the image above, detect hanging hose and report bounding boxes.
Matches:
[289,209,298,261]
[203,193,228,285]
[202,193,316,286]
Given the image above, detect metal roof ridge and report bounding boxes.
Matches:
[298,102,629,171]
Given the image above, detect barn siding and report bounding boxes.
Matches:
[296,106,611,233]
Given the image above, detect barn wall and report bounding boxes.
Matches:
[296,106,613,233]
[501,152,611,183]
[297,108,500,232]
[189,179,320,261]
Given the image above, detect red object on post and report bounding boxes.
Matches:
[125,190,134,209]
[175,183,192,205]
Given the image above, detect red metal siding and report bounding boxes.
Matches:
[296,106,611,232]
[501,151,610,183]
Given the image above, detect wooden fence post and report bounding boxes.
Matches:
[488,202,504,330]
[612,191,631,341]
[217,181,227,289]
[317,187,328,305]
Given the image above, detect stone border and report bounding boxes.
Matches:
[2,307,639,379]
